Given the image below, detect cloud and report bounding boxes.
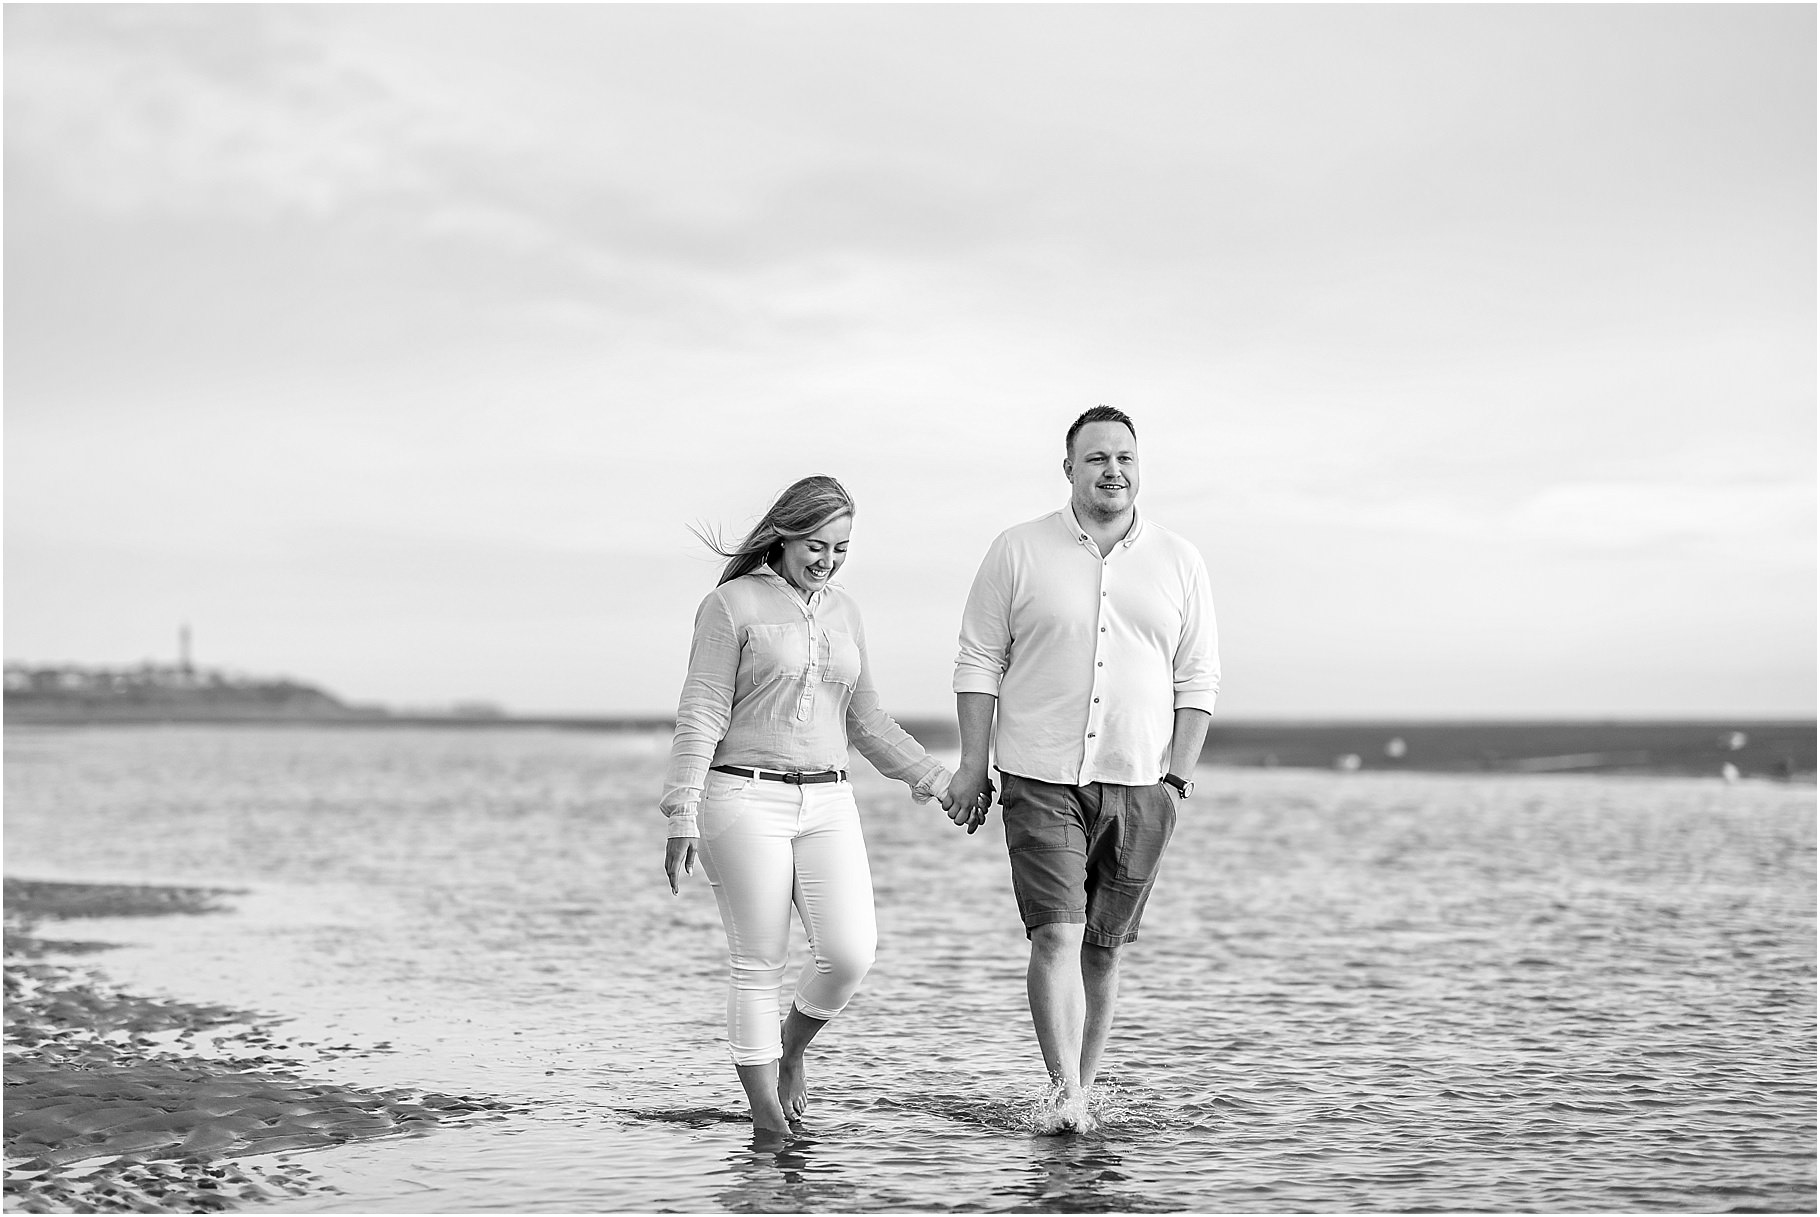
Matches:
[5,5,1811,715]
[1505,481,1815,555]
[5,7,433,223]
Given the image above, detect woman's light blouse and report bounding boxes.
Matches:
[661,568,950,838]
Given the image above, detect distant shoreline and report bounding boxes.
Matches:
[6,711,1812,780]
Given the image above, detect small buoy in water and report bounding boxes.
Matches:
[1726,731,1748,751]
[1385,737,1407,759]
[1721,762,1741,783]
[1336,753,1362,771]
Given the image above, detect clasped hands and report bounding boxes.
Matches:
[939,765,995,835]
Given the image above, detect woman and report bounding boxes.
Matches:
[661,475,956,1143]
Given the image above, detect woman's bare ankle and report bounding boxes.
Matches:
[778,1053,809,1120]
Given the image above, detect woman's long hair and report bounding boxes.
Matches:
[694,476,856,586]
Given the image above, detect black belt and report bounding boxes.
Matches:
[711,764,848,785]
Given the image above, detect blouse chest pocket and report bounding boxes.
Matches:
[742,623,811,688]
[819,627,862,690]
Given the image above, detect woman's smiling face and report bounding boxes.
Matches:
[774,514,852,597]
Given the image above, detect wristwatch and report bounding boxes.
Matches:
[1162,773,1193,799]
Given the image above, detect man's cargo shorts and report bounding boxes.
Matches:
[997,771,1178,947]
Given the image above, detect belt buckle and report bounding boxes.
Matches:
[783,771,804,785]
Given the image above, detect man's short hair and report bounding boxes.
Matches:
[1065,405,1137,458]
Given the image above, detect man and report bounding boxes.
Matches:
[947,405,1219,1131]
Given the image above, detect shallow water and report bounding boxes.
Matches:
[5,725,1814,1212]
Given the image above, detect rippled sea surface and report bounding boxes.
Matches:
[5,725,1814,1212]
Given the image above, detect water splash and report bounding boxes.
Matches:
[1079,1081,1186,1132]
[878,1080,1195,1136]
[1023,1082,1095,1135]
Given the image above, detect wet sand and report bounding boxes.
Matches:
[3,878,519,1213]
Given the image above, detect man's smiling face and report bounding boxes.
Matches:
[1065,420,1140,523]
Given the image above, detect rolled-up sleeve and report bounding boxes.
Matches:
[954,533,1014,696]
[660,591,739,838]
[844,612,950,801]
[1172,553,1220,713]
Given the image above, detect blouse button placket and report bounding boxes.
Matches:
[799,606,818,722]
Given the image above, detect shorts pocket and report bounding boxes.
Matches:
[1115,784,1177,873]
[1005,812,1077,854]
[1001,779,1084,855]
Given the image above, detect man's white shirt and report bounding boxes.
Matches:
[954,506,1220,786]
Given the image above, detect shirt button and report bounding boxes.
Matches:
[1093,697,1100,703]
[1100,626,1106,632]
[1097,661,1104,667]
[1087,732,1097,739]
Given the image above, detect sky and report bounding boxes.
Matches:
[5,4,1814,720]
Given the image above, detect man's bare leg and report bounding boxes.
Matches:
[1079,941,1122,1091]
[777,1005,828,1121]
[734,1062,792,1146]
[1027,922,1094,1131]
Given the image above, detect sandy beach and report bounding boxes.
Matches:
[3,877,519,1213]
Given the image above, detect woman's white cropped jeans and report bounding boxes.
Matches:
[695,769,877,1066]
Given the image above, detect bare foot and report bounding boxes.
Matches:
[750,1118,792,1150]
[1034,1083,1095,1135]
[778,1052,808,1121]
[1058,1088,1095,1133]
[735,1061,794,1146]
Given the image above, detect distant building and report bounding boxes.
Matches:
[2,660,383,723]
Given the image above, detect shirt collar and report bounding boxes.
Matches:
[1063,504,1145,553]
[752,564,827,613]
